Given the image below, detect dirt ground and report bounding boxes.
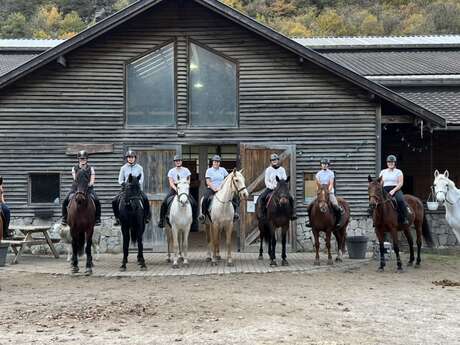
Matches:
[0,254,459,345]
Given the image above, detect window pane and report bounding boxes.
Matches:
[190,43,237,127]
[127,43,175,126]
[30,173,60,204]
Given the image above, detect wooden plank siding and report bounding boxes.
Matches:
[0,0,377,219]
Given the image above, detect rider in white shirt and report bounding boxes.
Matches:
[379,154,409,225]
[257,153,296,220]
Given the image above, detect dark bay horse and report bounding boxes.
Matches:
[368,175,433,271]
[308,185,350,265]
[67,169,96,275]
[118,174,148,271]
[257,176,293,266]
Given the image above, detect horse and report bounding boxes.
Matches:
[205,168,248,266]
[67,169,96,275]
[308,184,350,266]
[166,176,193,268]
[118,174,148,271]
[368,175,434,271]
[257,176,294,266]
[433,170,460,243]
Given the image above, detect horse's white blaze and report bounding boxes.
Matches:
[433,171,460,243]
[168,178,193,267]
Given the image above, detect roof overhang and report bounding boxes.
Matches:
[0,0,447,128]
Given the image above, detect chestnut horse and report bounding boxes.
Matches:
[308,184,350,265]
[67,169,96,275]
[257,177,294,266]
[368,175,433,271]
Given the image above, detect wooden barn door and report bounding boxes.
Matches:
[135,146,180,251]
[239,144,296,252]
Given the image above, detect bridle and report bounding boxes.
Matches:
[176,181,190,206]
[214,173,247,204]
[435,182,455,205]
[368,185,393,209]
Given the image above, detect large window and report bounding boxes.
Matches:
[189,42,237,127]
[126,42,175,126]
[29,173,60,204]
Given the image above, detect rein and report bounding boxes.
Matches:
[369,187,395,209]
[214,173,245,204]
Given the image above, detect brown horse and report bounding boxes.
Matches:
[308,185,350,265]
[67,169,96,275]
[368,175,433,271]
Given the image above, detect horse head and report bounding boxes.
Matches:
[231,168,249,200]
[75,169,90,205]
[433,170,451,204]
[367,175,384,211]
[275,175,291,207]
[316,184,330,213]
[125,174,142,200]
[176,175,190,206]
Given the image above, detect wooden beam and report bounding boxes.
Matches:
[66,143,114,155]
[382,115,413,124]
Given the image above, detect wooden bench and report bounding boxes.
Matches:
[1,225,60,264]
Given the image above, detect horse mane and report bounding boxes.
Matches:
[125,174,141,199]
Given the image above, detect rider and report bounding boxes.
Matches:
[257,153,297,220]
[157,155,198,229]
[379,154,409,225]
[315,158,344,225]
[112,150,151,226]
[198,155,240,223]
[61,150,101,226]
[0,177,11,239]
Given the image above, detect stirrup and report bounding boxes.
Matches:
[113,218,120,226]
[233,213,240,222]
[198,214,206,224]
[95,219,101,226]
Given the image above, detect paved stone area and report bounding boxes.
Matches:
[0,251,370,277]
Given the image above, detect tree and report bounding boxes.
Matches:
[0,12,29,38]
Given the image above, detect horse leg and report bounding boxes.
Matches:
[258,229,264,260]
[390,229,403,271]
[166,228,173,263]
[216,226,222,261]
[281,226,289,266]
[205,224,212,262]
[171,226,179,269]
[376,229,385,271]
[120,226,129,271]
[403,227,415,266]
[183,227,190,267]
[313,229,320,266]
[415,221,423,267]
[225,224,234,267]
[138,228,146,270]
[211,225,219,266]
[334,230,343,262]
[269,228,277,266]
[85,235,93,275]
[71,240,79,273]
[326,231,333,265]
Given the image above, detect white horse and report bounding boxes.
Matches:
[205,168,249,266]
[166,176,193,268]
[433,170,460,243]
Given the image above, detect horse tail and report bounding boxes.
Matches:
[130,226,138,244]
[74,230,85,257]
[422,213,434,248]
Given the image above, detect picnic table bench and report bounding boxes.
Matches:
[1,225,60,264]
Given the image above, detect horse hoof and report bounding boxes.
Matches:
[407,261,414,267]
[281,260,289,266]
[226,261,234,267]
[327,259,334,266]
[211,261,218,267]
[119,265,126,272]
[216,255,222,261]
[205,257,212,262]
[270,260,277,266]
[172,263,179,269]
[166,258,172,263]
[85,268,92,276]
[314,260,320,266]
[71,266,79,274]
[378,267,384,272]
[335,257,343,263]
[396,267,403,273]
[140,265,147,271]
[183,262,189,268]
[415,262,421,268]
[178,257,184,263]
[258,255,263,260]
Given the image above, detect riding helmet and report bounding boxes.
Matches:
[173,155,182,161]
[77,150,88,159]
[386,155,397,162]
[125,150,137,158]
[270,153,280,161]
[211,155,221,162]
[320,158,330,165]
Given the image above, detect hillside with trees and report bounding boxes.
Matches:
[0,0,459,39]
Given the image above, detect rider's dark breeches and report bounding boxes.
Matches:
[1,203,10,237]
[159,189,178,222]
[384,186,407,220]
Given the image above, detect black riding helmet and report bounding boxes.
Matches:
[125,150,136,158]
[77,150,88,160]
[320,158,330,165]
[386,155,397,163]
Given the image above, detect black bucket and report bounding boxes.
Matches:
[346,236,368,259]
[0,243,9,266]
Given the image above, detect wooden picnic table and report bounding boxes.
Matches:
[1,225,60,264]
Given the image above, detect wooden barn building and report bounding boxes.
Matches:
[0,0,453,252]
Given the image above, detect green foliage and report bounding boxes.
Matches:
[0,0,460,38]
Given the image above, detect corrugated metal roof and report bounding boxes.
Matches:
[0,39,64,50]
[0,52,42,77]
[295,35,460,49]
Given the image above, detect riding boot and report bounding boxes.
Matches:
[158,200,167,228]
[112,195,121,226]
[142,193,151,224]
[199,197,209,224]
[61,195,70,225]
[232,197,240,222]
[334,204,345,228]
[289,196,297,221]
[94,198,101,226]
[190,197,199,231]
